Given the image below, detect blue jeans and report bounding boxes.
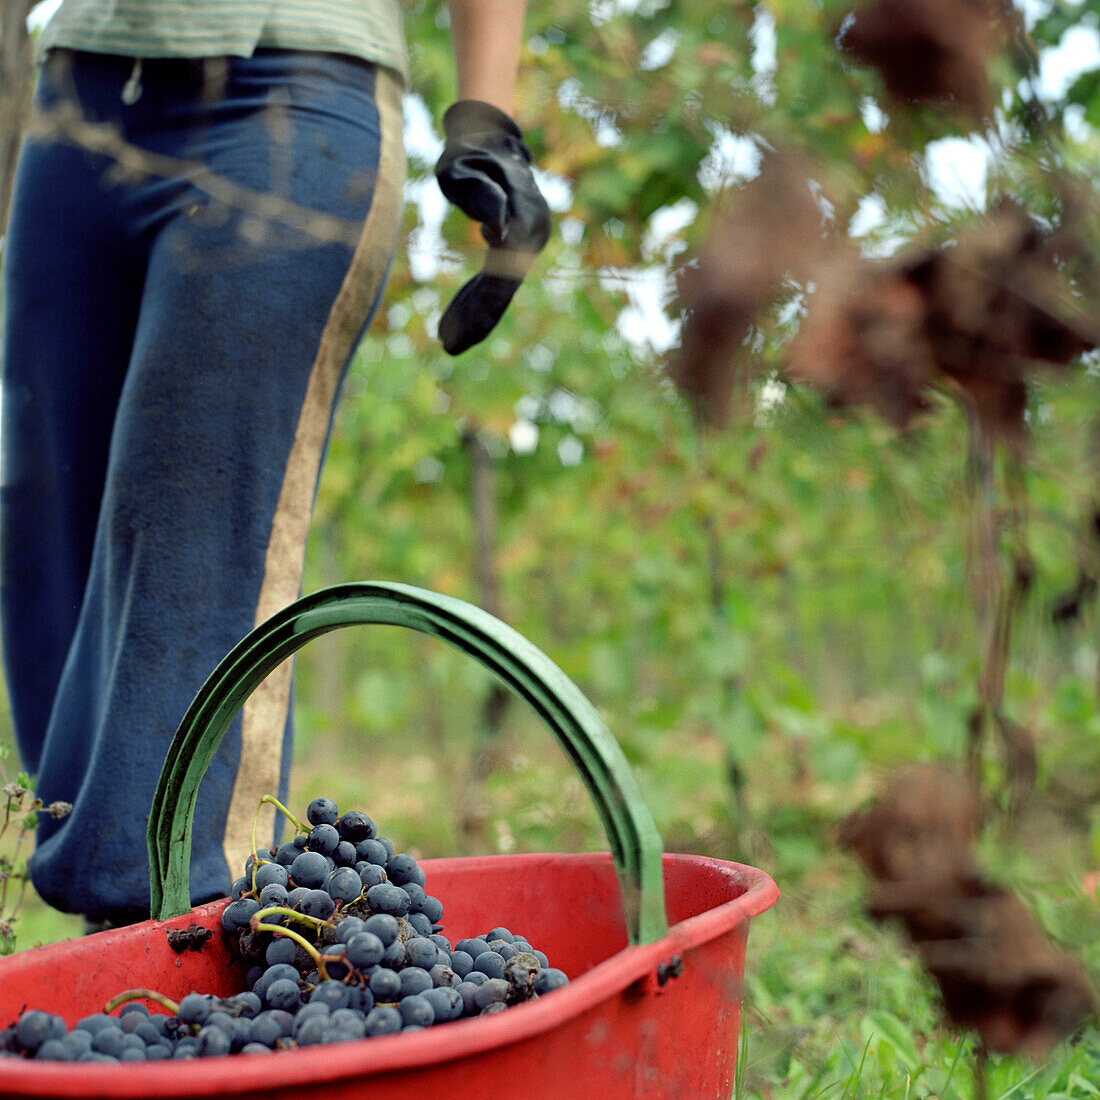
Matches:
[1,47,406,919]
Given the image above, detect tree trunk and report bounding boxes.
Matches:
[458,427,510,844]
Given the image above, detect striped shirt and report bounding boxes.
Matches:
[37,1,409,84]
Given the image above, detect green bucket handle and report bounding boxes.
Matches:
[147,581,668,946]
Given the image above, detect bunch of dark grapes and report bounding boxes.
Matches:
[0,995,288,1062]
[1,797,568,1061]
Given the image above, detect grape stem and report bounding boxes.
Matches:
[251,904,331,934]
[260,795,308,838]
[248,794,308,894]
[104,988,180,1015]
[251,907,328,979]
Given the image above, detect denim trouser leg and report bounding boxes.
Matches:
[1,48,406,917]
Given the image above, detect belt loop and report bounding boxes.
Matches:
[121,57,144,105]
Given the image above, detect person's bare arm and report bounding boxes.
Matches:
[435,0,548,355]
[446,0,528,114]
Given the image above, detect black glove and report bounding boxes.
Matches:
[434,100,552,355]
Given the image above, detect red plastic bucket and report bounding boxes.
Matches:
[0,853,776,1098]
[0,583,779,1098]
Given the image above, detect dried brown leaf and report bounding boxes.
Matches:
[837,0,1017,121]
[786,251,937,429]
[785,202,1096,440]
[667,151,826,426]
[909,202,1095,438]
[842,765,1097,1057]
[839,764,981,882]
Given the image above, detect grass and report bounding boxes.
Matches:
[735,841,1100,1099]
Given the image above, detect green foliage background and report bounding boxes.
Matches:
[7,0,1100,1094]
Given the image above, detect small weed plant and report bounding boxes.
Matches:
[0,745,70,956]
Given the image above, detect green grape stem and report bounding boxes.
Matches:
[251,908,329,978]
[248,794,308,894]
[259,795,308,839]
[251,904,330,934]
[105,988,180,1015]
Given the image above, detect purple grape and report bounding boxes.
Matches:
[364,1006,402,1036]
[333,916,366,943]
[295,1014,329,1046]
[252,964,299,1002]
[403,882,428,910]
[450,950,474,978]
[455,938,491,959]
[264,936,298,967]
[345,931,385,969]
[133,1021,162,1045]
[355,838,388,865]
[220,896,259,933]
[34,1039,73,1062]
[307,797,339,826]
[534,967,569,994]
[473,951,506,979]
[398,995,435,1028]
[259,882,289,909]
[91,1029,127,1057]
[366,883,411,917]
[307,823,340,856]
[363,913,400,946]
[422,986,464,1022]
[455,982,480,1016]
[177,993,213,1025]
[357,862,386,888]
[382,938,407,969]
[330,1009,367,1039]
[274,837,306,867]
[337,810,375,842]
[320,944,352,981]
[264,978,302,1012]
[15,1011,65,1053]
[325,867,363,904]
[406,913,434,937]
[332,841,357,867]
[225,992,262,1018]
[473,979,510,1010]
[252,862,289,891]
[430,963,458,988]
[289,850,331,890]
[405,937,441,969]
[399,967,432,997]
[368,968,401,1002]
[309,979,350,1011]
[247,1013,284,1048]
[385,853,425,888]
[298,889,336,920]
